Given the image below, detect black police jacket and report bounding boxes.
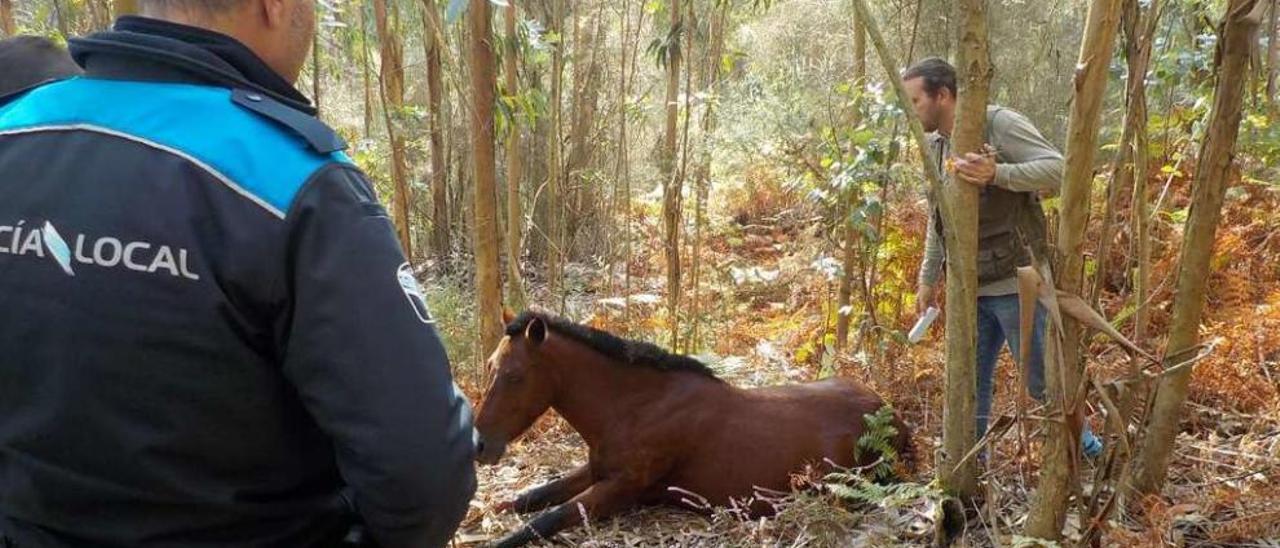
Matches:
[0,16,475,548]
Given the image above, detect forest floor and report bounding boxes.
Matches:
[437,166,1280,547]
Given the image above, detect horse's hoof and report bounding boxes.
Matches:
[487,536,524,548]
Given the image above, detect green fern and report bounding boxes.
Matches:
[824,472,937,508]
[854,405,899,481]
[819,405,928,510]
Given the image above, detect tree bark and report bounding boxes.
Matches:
[936,0,991,501]
[1130,0,1164,344]
[312,19,322,115]
[1267,0,1278,108]
[504,0,527,310]
[661,0,684,348]
[564,8,606,261]
[113,0,137,17]
[0,0,15,37]
[470,0,504,360]
[619,0,646,328]
[52,0,70,39]
[360,0,374,138]
[423,0,450,262]
[1024,0,1123,539]
[616,0,632,324]
[1091,0,1143,306]
[1125,0,1267,497]
[836,5,868,352]
[670,0,697,352]
[374,0,413,260]
[546,0,565,307]
[87,0,111,31]
[689,2,728,352]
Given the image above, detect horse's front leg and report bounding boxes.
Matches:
[499,463,592,515]
[491,479,643,548]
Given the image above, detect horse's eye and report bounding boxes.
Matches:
[503,372,524,385]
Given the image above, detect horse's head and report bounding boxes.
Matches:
[474,310,556,465]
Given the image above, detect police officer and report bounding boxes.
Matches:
[0,1,476,546]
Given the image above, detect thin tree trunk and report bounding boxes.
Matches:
[374,0,413,260]
[423,0,450,262]
[937,0,992,501]
[312,20,322,115]
[0,0,15,37]
[849,0,953,390]
[1131,0,1164,344]
[1267,0,1278,109]
[671,0,696,352]
[565,9,606,259]
[617,0,632,325]
[836,7,868,351]
[846,2,950,383]
[690,2,727,352]
[113,0,137,17]
[547,0,565,308]
[1125,0,1267,498]
[620,0,646,329]
[360,0,374,138]
[470,0,504,361]
[113,0,137,18]
[87,0,110,31]
[1025,0,1123,539]
[1091,0,1140,307]
[88,0,102,31]
[1095,0,1163,311]
[52,0,69,39]
[504,0,527,310]
[662,0,684,349]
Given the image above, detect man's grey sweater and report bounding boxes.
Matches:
[919,106,1064,296]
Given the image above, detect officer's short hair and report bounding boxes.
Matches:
[902,57,957,100]
[0,36,82,97]
[140,0,247,14]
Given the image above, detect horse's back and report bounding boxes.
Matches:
[654,377,907,510]
[745,376,888,419]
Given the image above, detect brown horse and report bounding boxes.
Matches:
[474,310,914,547]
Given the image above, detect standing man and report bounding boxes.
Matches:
[902,57,1103,458]
[0,1,475,547]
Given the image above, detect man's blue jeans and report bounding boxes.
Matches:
[976,294,1103,457]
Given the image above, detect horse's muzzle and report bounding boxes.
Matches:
[475,433,507,465]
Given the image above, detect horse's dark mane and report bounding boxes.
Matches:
[506,310,722,381]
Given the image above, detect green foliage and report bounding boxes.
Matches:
[422,271,480,374]
[824,477,936,508]
[1238,112,1280,174]
[646,22,684,70]
[853,404,900,482]
[811,83,903,246]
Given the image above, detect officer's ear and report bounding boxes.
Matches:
[502,308,516,325]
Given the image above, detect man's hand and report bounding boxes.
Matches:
[916,283,938,315]
[952,144,997,186]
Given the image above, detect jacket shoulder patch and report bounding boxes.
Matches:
[231,89,346,154]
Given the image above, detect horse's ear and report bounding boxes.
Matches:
[525,317,547,345]
[502,307,516,325]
